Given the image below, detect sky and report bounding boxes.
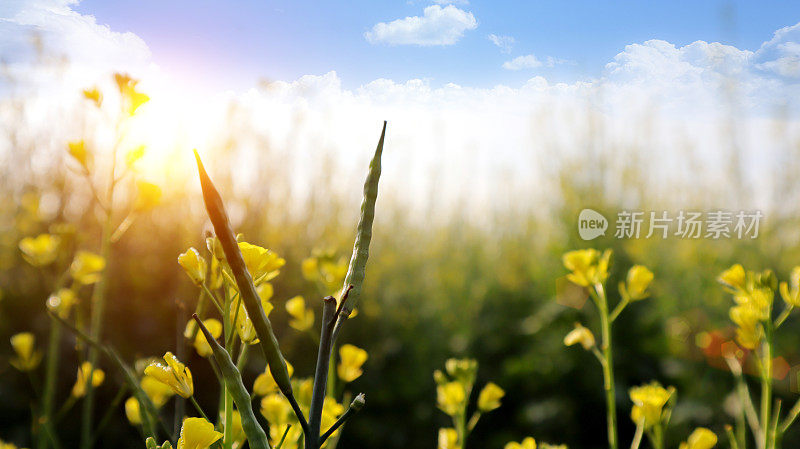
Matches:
[66,0,800,90]
[1,0,800,217]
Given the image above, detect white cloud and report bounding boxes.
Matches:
[488,33,514,54]
[502,54,567,70]
[364,5,477,46]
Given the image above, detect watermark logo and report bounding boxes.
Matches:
[578,209,763,240]
[578,208,608,240]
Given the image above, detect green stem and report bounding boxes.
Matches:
[190,396,211,422]
[761,321,774,449]
[726,425,742,449]
[81,134,119,449]
[39,315,62,449]
[594,283,618,449]
[307,297,338,449]
[318,394,365,446]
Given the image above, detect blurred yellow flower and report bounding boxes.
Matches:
[505,437,537,449]
[445,358,477,384]
[629,382,673,429]
[144,352,194,398]
[260,394,292,425]
[208,257,223,290]
[253,361,293,396]
[125,397,141,425]
[191,318,221,357]
[563,322,596,350]
[321,396,345,443]
[70,251,106,285]
[232,295,273,344]
[437,381,466,416]
[19,234,60,266]
[562,249,611,287]
[238,242,284,283]
[71,362,105,397]
[67,140,91,169]
[177,417,222,449]
[286,296,314,331]
[82,87,102,107]
[438,428,459,449]
[302,251,348,295]
[0,439,28,449]
[178,248,207,286]
[46,288,78,319]
[679,428,717,449]
[780,267,800,307]
[221,410,246,449]
[114,73,149,115]
[625,265,654,300]
[10,332,42,371]
[477,382,505,412]
[206,236,224,261]
[134,181,162,211]
[718,264,746,290]
[141,374,175,408]
[337,344,368,383]
[125,145,146,167]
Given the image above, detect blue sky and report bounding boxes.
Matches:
[73,0,800,90]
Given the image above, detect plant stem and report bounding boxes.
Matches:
[595,283,618,449]
[307,297,338,449]
[761,320,774,449]
[318,394,365,446]
[80,164,116,449]
[39,315,62,449]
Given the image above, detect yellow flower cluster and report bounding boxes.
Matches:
[629,381,674,429]
[718,264,775,349]
[562,249,611,287]
[71,362,105,398]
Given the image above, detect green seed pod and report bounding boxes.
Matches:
[193,315,270,449]
[339,122,386,313]
[194,151,294,399]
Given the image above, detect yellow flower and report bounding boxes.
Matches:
[253,361,294,396]
[178,248,207,286]
[134,181,162,211]
[438,428,460,449]
[10,332,42,371]
[70,251,106,285]
[337,344,368,383]
[68,140,91,169]
[626,265,654,300]
[19,234,60,266]
[208,257,223,290]
[125,145,146,167]
[125,397,142,425]
[477,382,505,412]
[177,417,222,449]
[82,87,103,106]
[72,362,105,397]
[719,264,746,290]
[445,358,477,384]
[141,375,175,408]
[286,296,314,331]
[321,397,345,443]
[46,288,78,319]
[437,381,466,416]
[679,428,717,449]
[115,73,150,115]
[563,249,611,287]
[191,319,222,357]
[238,242,285,283]
[629,382,673,429]
[231,291,274,344]
[144,352,194,398]
[563,322,596,350]
[0,440,28,449]
[505,437,537,449]
[302,252,348,295]
[780,267,800,307]
[260,394,292,425]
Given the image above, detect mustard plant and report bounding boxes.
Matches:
[434,358,505,449]
[561,249,654,449]
[717,264,800,449]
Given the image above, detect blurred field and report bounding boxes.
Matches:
[2,47,800,449]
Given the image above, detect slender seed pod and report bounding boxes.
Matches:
[193,315,271,449]
[194,154,292,391]
[194,152,308,431]
[339,121,386,314]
